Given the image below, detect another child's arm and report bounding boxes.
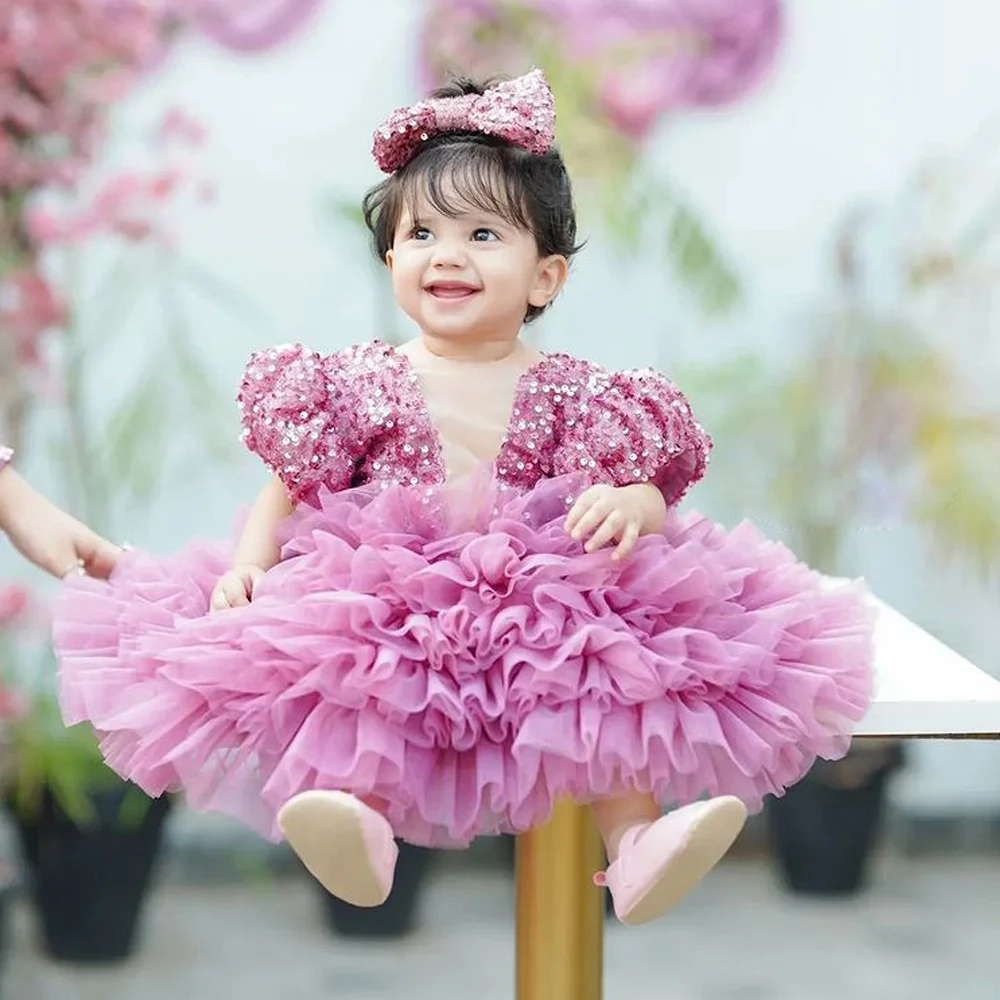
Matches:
[209,474,295,611]
[0,453,121,579]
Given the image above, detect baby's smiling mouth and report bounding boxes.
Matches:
[424,281,481,299]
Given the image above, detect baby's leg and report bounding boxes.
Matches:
[278,791,398,907]
[589,792,747,926]
[590,790,662,859]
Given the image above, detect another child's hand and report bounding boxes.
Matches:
[0,473,121,580]
[564,484,648,561]
[210,564,265,612]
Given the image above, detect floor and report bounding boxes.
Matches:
[3,854,999,999]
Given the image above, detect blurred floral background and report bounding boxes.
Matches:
[1,0,1000,995]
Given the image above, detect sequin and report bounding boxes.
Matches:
[371,69,556,174]
[238,342,711,508]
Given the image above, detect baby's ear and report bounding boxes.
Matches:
[385,249,395,270]
[529,254,569,308]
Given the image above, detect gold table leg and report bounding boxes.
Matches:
[515,799,606,1000]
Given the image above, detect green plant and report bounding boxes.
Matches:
[4,654,149,829]
[677,162,1000,783]
[2,183,260,828]
[524,41,741,316]
[680,226,1000,579]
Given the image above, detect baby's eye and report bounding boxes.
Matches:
[410,226,432,241]
[471,228,499,242]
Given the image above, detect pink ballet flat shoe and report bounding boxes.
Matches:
[277,790,398,907]
[595,796,748,926]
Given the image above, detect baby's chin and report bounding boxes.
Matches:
[415,311,523,344]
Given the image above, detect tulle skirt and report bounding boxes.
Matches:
[53,472,875,848]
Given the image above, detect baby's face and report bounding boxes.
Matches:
[386,186,565,346]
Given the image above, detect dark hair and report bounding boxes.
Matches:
[362,76,581,323]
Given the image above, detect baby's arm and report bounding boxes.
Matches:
[221,341,366,611]
[209,475,295,612]
[555,364,710,560]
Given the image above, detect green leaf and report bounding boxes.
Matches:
[911,412,1000,576]
[99,358,171,504]
[3,642,148,830]
[81,250,155,356]
[328,195,366,232]
[117,785,156,830]
[177,257,270,333]
[159,286,238,465]
[600,182,650,251]
[665,201,741,315]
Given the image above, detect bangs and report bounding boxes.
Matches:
[394,141,533,233]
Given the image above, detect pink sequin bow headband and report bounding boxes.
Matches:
[372,68,556,174]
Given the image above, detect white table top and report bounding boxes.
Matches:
[854,593,1000,738]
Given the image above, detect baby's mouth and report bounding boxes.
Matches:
[425,282,481,299]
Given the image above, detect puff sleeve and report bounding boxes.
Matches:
[552,365,711,507]
[237,343,362,502]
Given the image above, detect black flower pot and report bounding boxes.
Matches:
[10,785,171,963]
[318,842,434,938]
[766,743,903,897]
[0,865,18,997]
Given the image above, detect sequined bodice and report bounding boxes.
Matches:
[238,341,711,508]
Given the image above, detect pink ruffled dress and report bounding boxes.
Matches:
[53,340,874,848]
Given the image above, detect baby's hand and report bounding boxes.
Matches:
[210,564,265,612]
[564,484,645,561]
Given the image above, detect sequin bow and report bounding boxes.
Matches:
[372,68,556,173]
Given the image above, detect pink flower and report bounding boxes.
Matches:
[34,364,67,405]
[158,107,208,146]
[0,1,313,498]
[0,0,173,192]
[149,168,183,200]
[419,0,784,143]
[24,209,65,243]
[600,59,689,141]
[191,0,322,52]
[0,269,66,363]
[0,585,30,628]
[114,218,156,241]
[25,163,199,248]
[0,686,27,723]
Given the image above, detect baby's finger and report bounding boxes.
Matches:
[225,579,251,607]
[584,511,624,552]
[209,588,231,613]
[568,501,612,542]
[611,520,641,561]
[564,487,607,534]
[563,500,591,535]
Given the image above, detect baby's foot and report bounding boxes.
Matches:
[595,796,747,925]
[277,790,398,906]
